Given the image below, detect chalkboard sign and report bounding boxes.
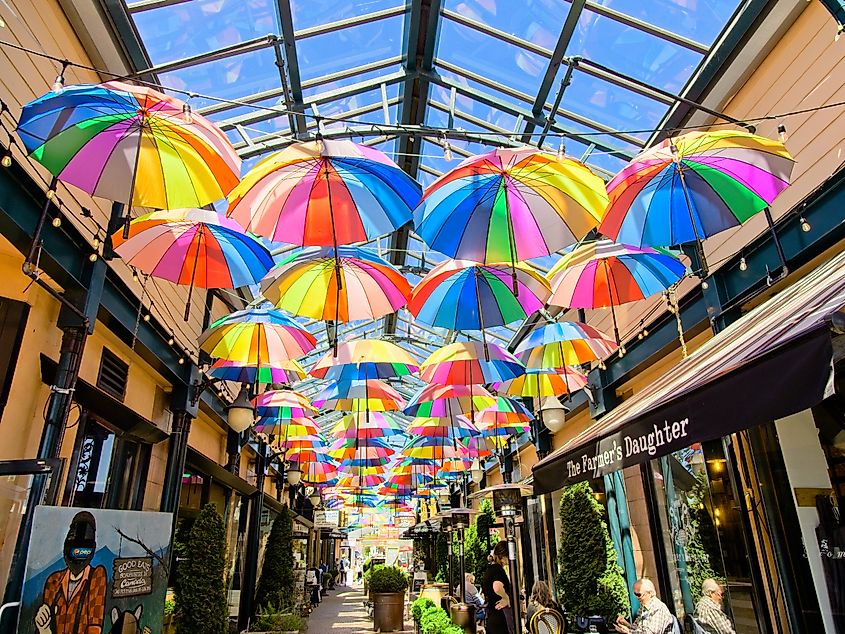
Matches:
[111,557,153,598]
[412,572,427,594]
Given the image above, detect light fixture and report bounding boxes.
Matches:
[800,216,811,232]
[51,216,62,228]
[470,459,484,484]
[777,124,787,143]
[539,395,567,433]
[0,14,6,28]
[1,148,11,168]
[619,345,626,357]
[309,490,322,507]
[739,257,748,271]
[46,188,56,200]
[642,328,649,337]
[92,235,100,249]
[177,356,184,365]
[132,269,139,282]
[701,280,709,290]
[443,138,453,162]
[52,72,65,94]
[556,140,566,159]
[143,312,150,322]
[167,335,175,346]
[287,464,303,486]
[182,104,193,124]
[88,253,98,262]
[225,384,255,433]
[315,131,324,154]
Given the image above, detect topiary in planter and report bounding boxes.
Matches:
[256,506,296,611]
[556,482,629,622]
[371,566,409,632]
[369,565,409,593]
[176,503,228,634]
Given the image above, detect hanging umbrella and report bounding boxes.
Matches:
[313,379,406,412]
[514,321,618,368]
[599,130,794,276]
[254,418,319,438]
[403,384,495,418]
[328,437,395,463]
[310,339,419,381]
[253,388,317,419]
[329,412,407,441]
[495,367,587,398]
[227,139,421,246]
[199,306,316,366]
[414,148,608,271]
[112,209,274,320]
[261,246,411,324]
[462,436,494,460]
[546,240,686,344]
[477,396,533,425]
[300,456,339,486]
[408,259,550,331]
[419,342,524,385]
[406,416,480,439]
[17,81,240,209]
[401,435,470,461]
[207,358,307,385]
[337,474,386,489]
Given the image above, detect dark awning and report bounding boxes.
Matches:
[40,354,167,443]
[186,447,257,497]
[533,251,845,495]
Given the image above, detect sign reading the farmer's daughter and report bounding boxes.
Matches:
[565,418,691,480]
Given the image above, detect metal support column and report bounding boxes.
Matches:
[503,515,523,633]
[160,410,193,515]
[238,439,267,631]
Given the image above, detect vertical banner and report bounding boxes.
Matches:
[17,506,172,634]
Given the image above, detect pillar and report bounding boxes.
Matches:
[238,440,267,631]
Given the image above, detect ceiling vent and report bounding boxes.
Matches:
[97,348,129,402]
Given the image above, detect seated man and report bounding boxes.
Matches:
[615,579,675,634]
[694,579,736,634]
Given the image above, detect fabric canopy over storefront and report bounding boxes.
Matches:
[533,251,845,495]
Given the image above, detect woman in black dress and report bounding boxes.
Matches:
[481,541,514,634]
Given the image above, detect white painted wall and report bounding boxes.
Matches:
[774,410,835,633]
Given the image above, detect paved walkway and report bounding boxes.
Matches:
[307,585,413,633]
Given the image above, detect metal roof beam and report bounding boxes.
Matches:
[521,0,586,143]
[126,0,190,12]
[295,5,410,39]
[129,34,277,78]
[440,9,552,59]
[276,0,307,136]
[100,0,154,75]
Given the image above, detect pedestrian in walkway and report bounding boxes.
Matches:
[694,579,736,634]
[615,578,675,634]
[524,580,559,624]
[482,541,515,634]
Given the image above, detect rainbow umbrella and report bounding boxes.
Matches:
[207,358,306,385]
[227,139,421,246]
[547,240,686,343]
[17,81,240,209]
[419,342,524,385]
[330,412,407,441]
[337,474,386,489]
[328,437,395,463]
[199,306,316,366]
[462,436,494,459]
[515,321,617,368]
[477,396,533,425]
[310,339,419,381]
[408,259,550,331]
[599,130,794,276]
[313,380,405,412]
[254,418,319,438]
[401,435,470,461]
[414,148,608,266]
[300,456,339,486]
[403,384,495,418]
[261,246,410,326]
[406,416,480,439]
[253,388,317,419]
[112,209,273,319]
[495,367,587,398]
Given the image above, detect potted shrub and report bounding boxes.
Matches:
[369,565,409,632]
[249,606,304,634]
[162,598,176,634]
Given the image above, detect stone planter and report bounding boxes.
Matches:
[372,591,405,632]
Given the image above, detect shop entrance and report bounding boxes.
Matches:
[0,458,64,633]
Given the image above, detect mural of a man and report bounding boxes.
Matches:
[34,511,108,634]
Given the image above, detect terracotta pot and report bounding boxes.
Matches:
[372,592,405,632]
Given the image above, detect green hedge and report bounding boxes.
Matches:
[419,604,462,634]
[368,565,409,593]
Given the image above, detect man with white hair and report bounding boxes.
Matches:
[694,579,735,634]
[615,578,675,634]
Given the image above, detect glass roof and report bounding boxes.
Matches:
[113,0,745,360]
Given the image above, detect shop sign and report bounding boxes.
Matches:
[18,506,172,634]
[315,510,339,528]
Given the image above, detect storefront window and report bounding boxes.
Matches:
[650,441,761,632]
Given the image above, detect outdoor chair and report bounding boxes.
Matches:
[684,614,706,634]
[528,607,566,634]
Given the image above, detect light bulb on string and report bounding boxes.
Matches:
[182,104,193,124]
[442,138,453,162]
[800,216,811,232]
[89,252,98,262]
[701,280,709,290]
[167,334,175,346]
[739,257,748,271]
[92,234,100,249]
[0,14,6,28]
[132,269,139,282]
[1,149,11,168]
[51,216,61,228]
[46,188,55,200]
[556,139,566,159]
[777,124,788,143]
[143,312,150,322]
[51,62,68,94]
[178,357,185,365]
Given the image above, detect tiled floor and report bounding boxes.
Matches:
[306,585,413,633]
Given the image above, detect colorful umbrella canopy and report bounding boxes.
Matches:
[112,209,274,319]
[227,139,421,246]
[253,389,317,419]
[300,457,339,485]
[406,416,480,439]
[462,436,494,459]
[495,367,587,398]
[419,342,524,385]
[337,474,386,489]
[546,240,686,341]
[313,379,406,412]
[403,384,495,418]
[254,418,319,438]
[599,130,794,274]
[477,396,533,425]
[330,412,407,441]
[328,437,395,462]
[409,259,550,331]
[414,147,608,264]
[401,435,469,461]
[261,246,410,323]
[198,306,316,365]
[514,321,618,368]
[310,339,419,381]
[206,358,307,385]
[17,81,240,209]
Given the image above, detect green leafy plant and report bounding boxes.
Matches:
[412,597,435,623]
[556,481,630,621]
[685,473,725,601]
[368,565,410,593]
[163,598,175,618]
[176,503,228,634]
[250,605,304,632]
[419,605,455,634]
[256,507,296,611]
[465,499,495,581]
